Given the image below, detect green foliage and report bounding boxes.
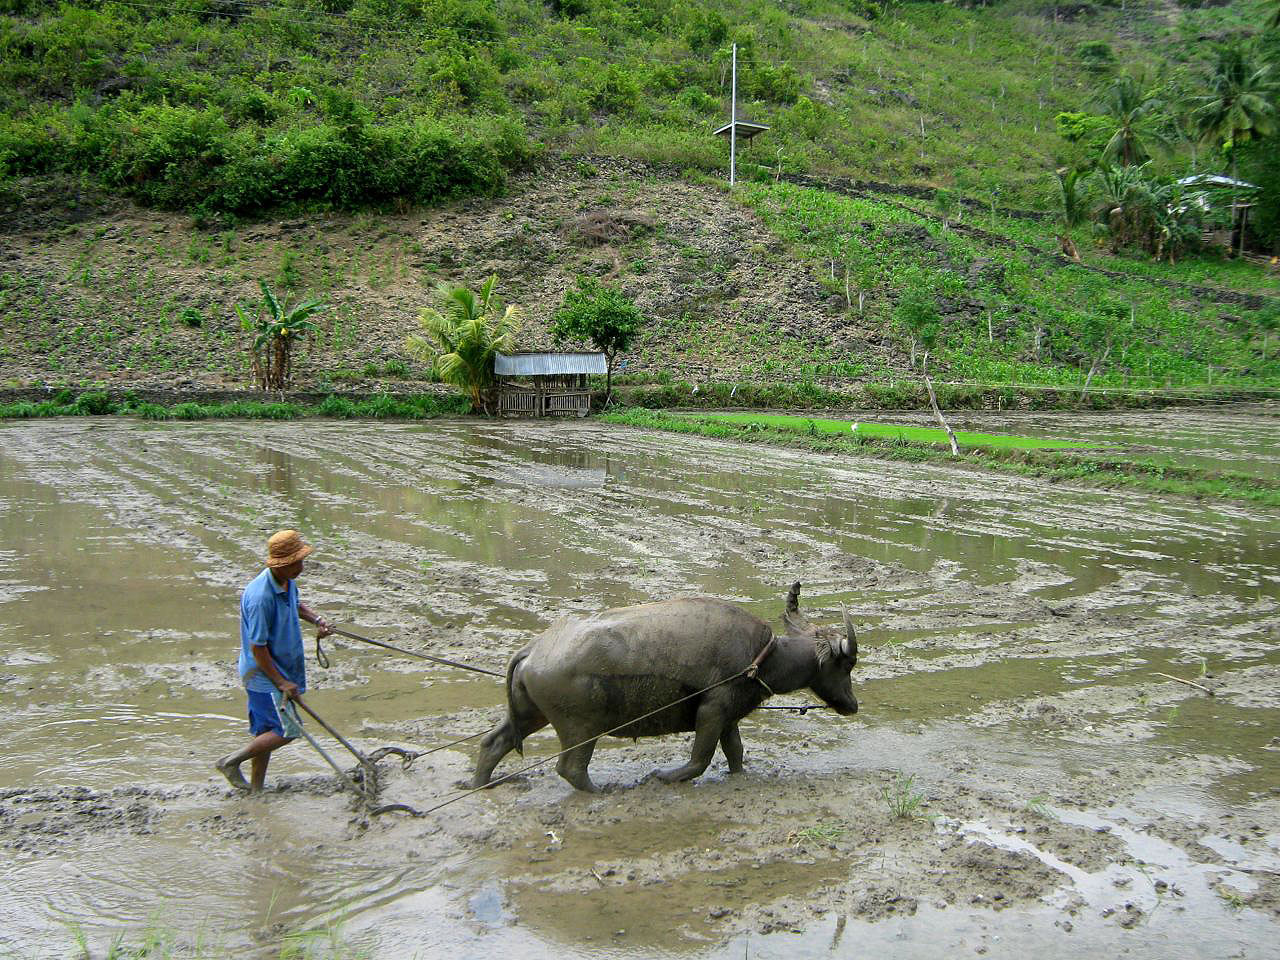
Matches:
[1091,73,1170,166]
[1053,167,1089,230]
[235,280,327,391]
[406,275,522,412]
[550,276,645,395]
[1091,164,1202,262]
[894,287,941,363]
[882,773,931,821]
[1077,40,1116,74]
[1190,40,1278,167]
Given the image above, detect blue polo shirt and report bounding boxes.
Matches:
[237,568,307,695]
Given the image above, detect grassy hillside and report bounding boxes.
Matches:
[1,0,1278,400]
[2,0,1249,215]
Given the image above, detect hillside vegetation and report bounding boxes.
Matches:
[4,0,1267,214]
[1,0,1278,400]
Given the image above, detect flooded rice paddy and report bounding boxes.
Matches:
[1,410,1278,959]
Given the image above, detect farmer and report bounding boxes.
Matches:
[216,530,332,793]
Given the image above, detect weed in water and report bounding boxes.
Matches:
[789,821,848,845]
[1025,796,1054,818]
[882,773,931,821]
[1218,887,1246,911]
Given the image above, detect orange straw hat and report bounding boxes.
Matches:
[266,530,313,568]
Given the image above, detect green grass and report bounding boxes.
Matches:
[601,406,1280,507]
[0,0,1232,216]
[0,390,470,421]
[739,181,1280,392]
[682,412,1098,450]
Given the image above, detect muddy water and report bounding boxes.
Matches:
[1,416,1278,959]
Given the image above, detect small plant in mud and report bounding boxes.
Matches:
[882,773,931,821]
[406,275,522,414]
[789,821,848,845]
[1217,886,1245,911]
[1025,795,1054,818]
[236,280,327,392]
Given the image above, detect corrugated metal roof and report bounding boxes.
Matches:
[713,121,770,140]
[495,352,607,376]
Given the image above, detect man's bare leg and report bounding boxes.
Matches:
[217,732,292,792]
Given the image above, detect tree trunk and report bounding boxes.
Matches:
[922,353,959,456]
[605,351,614,405]
[1080,341,1113,405]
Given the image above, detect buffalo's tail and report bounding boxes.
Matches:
[506,647,533,756]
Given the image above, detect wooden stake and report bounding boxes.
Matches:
[1153,672,1214,696]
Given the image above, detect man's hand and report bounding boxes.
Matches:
[315,618,332,640]
[278,680,300,701]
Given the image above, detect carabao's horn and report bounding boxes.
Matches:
[842,607,857,664]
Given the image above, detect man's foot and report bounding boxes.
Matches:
[216,755,250,792]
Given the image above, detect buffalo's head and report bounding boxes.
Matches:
[785,582,858,715]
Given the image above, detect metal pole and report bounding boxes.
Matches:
[730,42,737,187]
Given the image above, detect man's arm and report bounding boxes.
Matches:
[252,643,299,700]
[298,601,332,639]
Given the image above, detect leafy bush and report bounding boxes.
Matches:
[550,276,646,398]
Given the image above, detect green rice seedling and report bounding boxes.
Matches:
[790,821,848,845]
[882,773,930,821]
[1025,796,1054,818]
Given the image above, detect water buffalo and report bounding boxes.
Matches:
[471,583,858,792]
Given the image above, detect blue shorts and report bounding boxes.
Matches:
[247,689,302,739]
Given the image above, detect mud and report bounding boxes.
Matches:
[1,414,1279,958]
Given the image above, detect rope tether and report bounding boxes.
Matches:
[322,627,504,678]
[398,637,782,819]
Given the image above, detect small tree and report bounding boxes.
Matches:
[550,277,645,402]
[1053,167,1089,261]
[406,275,522,413]
[236,280,326,392]
[933,188,959,234]
[894,289,959,456]
[1077,300,1130,403]
[1091,73,1171,166]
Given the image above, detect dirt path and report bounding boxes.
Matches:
[1,416,1277,958]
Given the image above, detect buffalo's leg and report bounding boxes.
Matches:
[719,723,744,774]
[471,714,548,787]
[471,718,518,788]
[553,725,600,793]
[655,700,726,784]
[471,663,547,788]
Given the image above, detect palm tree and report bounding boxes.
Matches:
[406,275,523,413]
[1091,73,1170,166]
[1190,41,1277,254]
[1191,41,1277,176]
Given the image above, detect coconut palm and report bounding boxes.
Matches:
[1091,73,1171,166]
[1190,41,1277,255]
[1191,41,1278,178]
[406,275,522,413]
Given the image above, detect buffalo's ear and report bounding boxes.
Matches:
[783,581,817,637]
[841,607,857,665]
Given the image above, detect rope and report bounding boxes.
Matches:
[401,645,780,818]
[325,627,504,678]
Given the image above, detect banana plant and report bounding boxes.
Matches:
[236,280,326,391]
